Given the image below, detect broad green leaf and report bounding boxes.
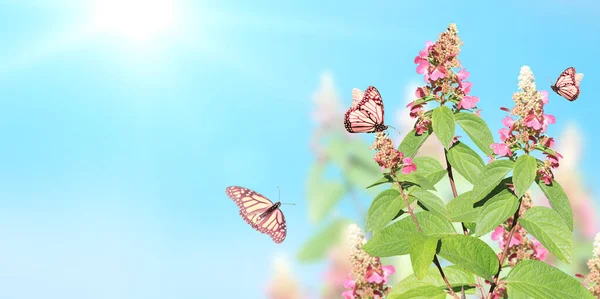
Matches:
[506,260,594,299]
[390,265,475,296]
[297,219,351,263]
[366,174,394,189]
[366,189,404,232]
[513,154,538,198]
[409,234,439,279]
[455,112,494,155]
[398,128,432,158]
[345,140,382,188]
[413,157,447,186]
[537,178,574,231]
[389,284,446,299]
[446,141,485,184]
[306,163,345,224]
[447,191,481,223]
[471,160,514,203]
[397,172,436,191]
[363,212,455,257]
[474,189,519,236]
[518,207,574,263]
[431,106,456,149]
[437,234,498,280]
[409,187,449,220]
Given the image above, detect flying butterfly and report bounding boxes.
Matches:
[225,186,289,243]
[551,67,584,101]
[344,86,388,133]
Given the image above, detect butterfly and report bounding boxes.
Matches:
[225,186,287,243]
[344,86,388,133]
[551,67,584,101]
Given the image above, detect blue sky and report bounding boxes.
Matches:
[0,1,598,298]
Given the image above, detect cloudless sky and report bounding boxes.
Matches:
[0,0,598,298]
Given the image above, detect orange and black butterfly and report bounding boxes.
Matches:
[225,186,287,243]
[551,67,584,101]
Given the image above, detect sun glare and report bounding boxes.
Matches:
[89,0,180,45]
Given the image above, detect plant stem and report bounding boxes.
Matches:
[487,200,523,298]
[395,180,459,299]
[444,149,486,297]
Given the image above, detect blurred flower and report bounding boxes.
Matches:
[584,233,600,296]
[265,254,304,299]
[343,224,394,299]
[312,72,344,130]
[322,242,353,299]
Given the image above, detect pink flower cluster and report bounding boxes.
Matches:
[342,265,395,299]
[410,24,480,136]
[490,66,562,185]
[372,132,416,174]
[491,226,548,262]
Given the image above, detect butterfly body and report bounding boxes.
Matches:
[344,86,388,133]
[550,67,583,101]
[225,186,287,243]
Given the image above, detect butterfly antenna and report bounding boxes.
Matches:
[387,125,401,136]
[276,186,295,205]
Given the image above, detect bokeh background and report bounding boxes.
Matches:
[0,1,598,298]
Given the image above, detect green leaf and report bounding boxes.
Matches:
[447,191,481,223]
[363,212,455,257]
[389,284,446,299]
[431,106,456,149]
[297,219,351,263]
[506,260,594,299]
[413,157,447,186]
[390,265,475,296]
[454,112,494,155]
[474,189,519,236]
[471,160,514,203]
[437,234,499,280]
[409,187,449,220]
[513,154,538,198]
[366,174,394,189]
[409,234,440,279]
[518,206,574,263]
[396,172,436,191]
[399,128,432,158]
[446,141,485,184]
[537,178,574,231]
[366,189,403,232]
[306,163,345,224]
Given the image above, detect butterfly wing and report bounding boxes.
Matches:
[344,86,387,133]
[351,88,364,107]
[225,186,287,243]
[551,67,580,101]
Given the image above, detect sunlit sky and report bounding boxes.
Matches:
[0,0,598,298]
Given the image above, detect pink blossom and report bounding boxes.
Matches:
[500,107,511,113]
[541,114,556,132]
[499,128,510,142]
[429,66,447,81]
[488,156,495,164]
[532,239,548,261]
[342,290,355,299]
[415,120,430,135]
[408,103,424,118]
[344,277,355,289]
[541,90,549,104]
[524,114,542,130]
[402,157,417,174]
[365,264,396,284]
[416,60,429,75]
[491,143,512,157]
[491,226,504,241]
[539,170,553,185]
[458,95,479,110]
[457,68,470,81]
[475,109,482,117]
[459,80,473,94]
[415,87,427,98]
[502,116,515,128]
[543,137,555,148]
[545,153,560,168]
[452,135,461,145]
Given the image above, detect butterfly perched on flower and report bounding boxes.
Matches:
[225,186,287,243]
[344,86,388,133]
[551,67,584,101]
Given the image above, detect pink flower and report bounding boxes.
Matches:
[502,116,515,128]
[407,102,424,118]
[488,156,495,164]
[457,68,470,81]
[429,66,447,81]
[457,95,479,109]
[475,109,482,117]
[541,114,556,132]
[344,277,355,289]
[524,114,542,130]
[543,137,555,148]
[500,107,511,113]
[365,265,396,284]
[452,135,461,145]
[415,87,427,98]
[499,128,510,142]
[342,290,355,299]
[491,143,512,157]
[459,80,473,94]
[416,60,429,75]
[491,226,504,241]
[545,153,560,168]
[532,239,548,261]
[541,90,549,104]
[539,170,553,185]
[415,120,430,135]
[402,157,417,174]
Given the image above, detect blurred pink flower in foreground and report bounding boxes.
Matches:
[265,255,305,299]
